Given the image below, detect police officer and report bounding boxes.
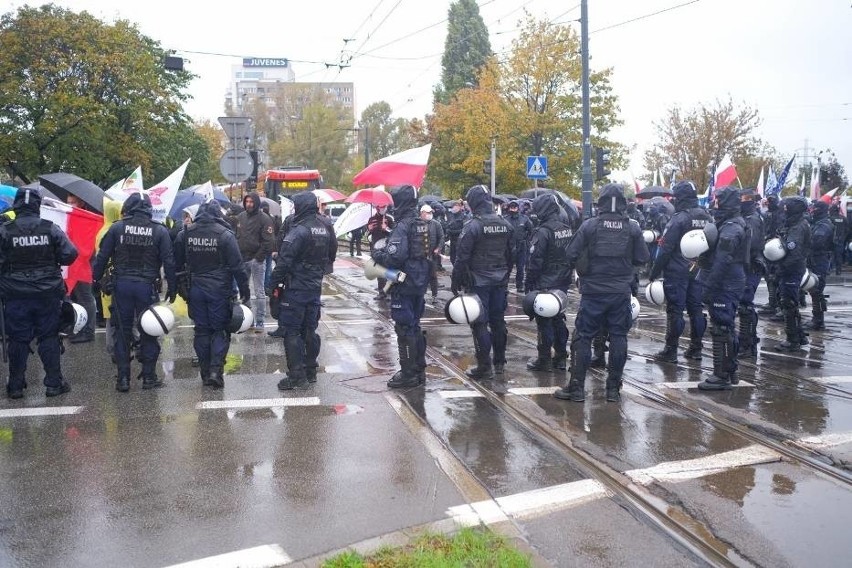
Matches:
[806,200,834,330]
[173,202,250,388]
[758,194,785,317]
[369,186,430,388]
[828,204,848,275]
[0,187,78,399]
[697,186,748,390]
[444,200,468,265]
[553,184,649,402]
[93,193,176,392]
[420,204,444,300]
[648,181,713,363]
[737,189,766,358]
[451,185,514,380]
[505,200,533,293]
[525,194,574,371]
[270,192,337,390]
[773,196,811,351]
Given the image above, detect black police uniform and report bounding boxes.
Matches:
[773,196,811,351]
[737,191,766,358]
[648,181,713,362]
[525,194,574,371]
[505,202,534,292]
[444,204,469,265]
[759,194,785,315]
[806,201,834,330]
[174,202,249,388]
[0,187,78,399]
[270,192,337,390]
[828,205,848,275]
[451,185,514,379]
[372,186,431,388]
[92,193,176,391]
[553,184,648,402]
[697,187,748,390]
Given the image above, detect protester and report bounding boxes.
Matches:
[504,200,534,293]
[235,192,275,330]
[366,204,394,298]
[420,204,444,300]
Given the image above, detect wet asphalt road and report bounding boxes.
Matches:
[2,252,852,567]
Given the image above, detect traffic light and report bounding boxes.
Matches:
[595,147,611,181]
[483,159,492,175]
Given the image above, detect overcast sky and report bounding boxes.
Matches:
[11,0,852,182]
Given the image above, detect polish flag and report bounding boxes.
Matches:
[810,166,821,201]
[819,187,839,204]
[104,166,144,203]
[755,166,765,197]
[146,159,190,223]
[40,197,104,291]
[714,155,738,189]
[352,144,431,187]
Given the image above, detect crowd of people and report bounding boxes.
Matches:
[1,181,850,403]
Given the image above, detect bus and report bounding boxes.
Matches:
[262,167,323,199]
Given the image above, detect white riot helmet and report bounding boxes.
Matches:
[848,241,852,253]
[444,294,484,324]
[645,280,665,306]
[630,296,641,320]
[228,303,254,334]
[800,269,818,291]
[139,305,175,337]
[60,302,88,336]
[642,229,658,244]
[680,229,709,259]
[532,290,569,318]
[763,237,786,262]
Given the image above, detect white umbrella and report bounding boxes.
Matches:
[333,201,373,238]
[279,196,294,219]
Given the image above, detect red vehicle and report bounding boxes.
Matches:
[262,167,323,199]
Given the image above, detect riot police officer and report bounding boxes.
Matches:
[697,186,748,390]
[371,186,431,388]
[444,200,468,265]
[828,204,848,275]
[758,194,785,317]
[737,189,766,358]
[451,185,514,380]
[773,196,811,351]
[270,192,337,390]
[173,202,249,388]
[553,184,649,402]
[93,193,176,392]
[0,187,78,399]
[648,181,713,363]
[525,194,574,371]
[806,200,834,330]
[505,200,533,293]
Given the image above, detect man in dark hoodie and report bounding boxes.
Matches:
[524,193,575,372]
[174,202,250,388]
[0,186,78,399]
[270,192,337,390]
[235,192,275,330]
[372,186,431,388]
[93,193,176,392]
[696,186,748,391]
[451,185,514,380]
[553,184,648,403]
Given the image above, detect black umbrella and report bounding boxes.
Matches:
[648,195,675,215]
[19,181,62,202]
[38,172,105,212]
[518,188,579,216]
[636,186,673,199]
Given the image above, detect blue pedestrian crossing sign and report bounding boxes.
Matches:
[526,155,548,179]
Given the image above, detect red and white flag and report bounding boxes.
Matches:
[40,197,104,291]
[810,166,821,201]
[714,154,738,189]
[819,187,839,204]
[755,166,765,197]
[104,166,144,203]
[352,144,431,187]
[146,159,190,223]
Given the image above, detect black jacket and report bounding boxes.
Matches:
[452,186,514,289]
[526,194,574,291]
[271,192,337,293]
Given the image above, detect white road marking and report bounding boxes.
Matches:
[807,375,852,384]
[796,431,852,449]
[196,398,321,410]
[507,387,561,396]
[164,544,291,568]
[438,390,483,399]
[656,380,754,389]
[0,406,83,418]
[625,445,781,485]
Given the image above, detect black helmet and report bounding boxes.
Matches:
[783,195,809,215]
[714,186,741,212]
[672,181,698,200]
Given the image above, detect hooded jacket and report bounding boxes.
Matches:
[808,201,834,274]
[93,193,175,288]
[271,191,336,293]
[701,187,747,294]
[526,194,574,291]
[648,182,713,280]
[452,185,514,289]
[0,187,78,298]
[174,202,249,298]
[371,185,430,295]
[235,191,274,261]
[777,197,811,275]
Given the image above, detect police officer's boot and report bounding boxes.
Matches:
[698,326,733,391]
[654,314,679,363]
[806,295,826,331]
[491,323,507,375]
[551,350,568,371]
[116,369,130,393]
[142,372,164,389]
[737,307,755,358]
[759,280,778,314]
[775,306,802,352]
[278,335,308,390]
[415,331,428,384]
[605,372,622,402]
[387,334,421,389]
[554,345,585,402]
[684,337,703,360]
[589,334,607,368]
[465,333,494,380]
[526,346,553,371]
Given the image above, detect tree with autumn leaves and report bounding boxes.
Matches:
[428,15,623,199]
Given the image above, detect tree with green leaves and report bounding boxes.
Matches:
[433,0,492,106]
[0,4,210,188]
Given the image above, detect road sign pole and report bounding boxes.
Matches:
[580,0,593,219]
[490,138,496,196]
